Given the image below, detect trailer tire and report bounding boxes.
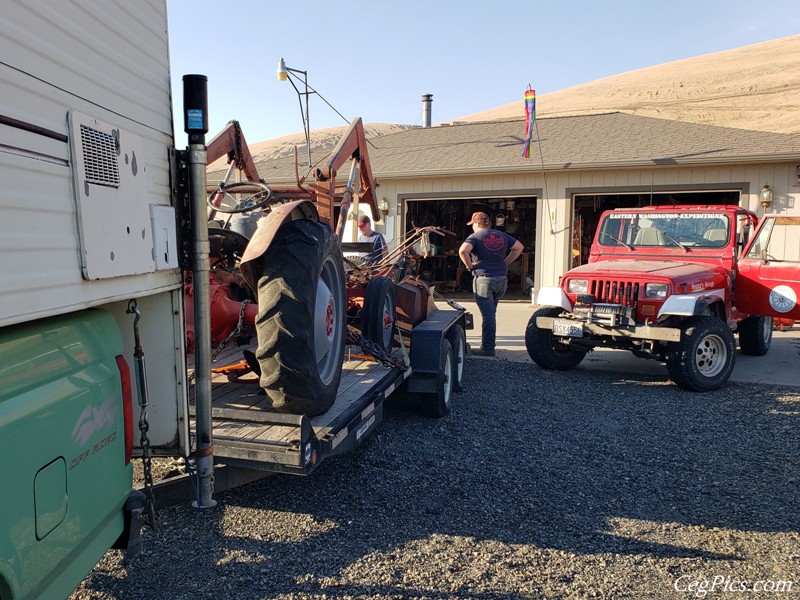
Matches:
[446,323,466,392]
[738,315,773,356]
[421,338,454,418]
[361,276,396,352]
[525,306,587,370]
[252,219,345,415]
[666,316,736,392]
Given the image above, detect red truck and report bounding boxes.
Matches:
[527,205,800,391]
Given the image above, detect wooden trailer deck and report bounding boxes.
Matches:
[188,341,410,472]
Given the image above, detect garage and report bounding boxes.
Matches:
[403,195,538,293]
[571,189,741,267]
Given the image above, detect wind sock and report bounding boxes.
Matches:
[522,88,536,158]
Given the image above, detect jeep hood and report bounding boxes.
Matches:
[568,260,721,279]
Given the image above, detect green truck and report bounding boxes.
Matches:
[0,2,189,598]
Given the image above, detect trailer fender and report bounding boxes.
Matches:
[535,287,572,312]
[658,289,725,318]
[239,199,319,290]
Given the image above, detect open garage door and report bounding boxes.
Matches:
[571,190,740,267]
[404,195,537,293]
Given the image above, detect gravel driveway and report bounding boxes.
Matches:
[71,359,799,599]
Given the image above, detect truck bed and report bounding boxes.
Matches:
[189,341,409,474]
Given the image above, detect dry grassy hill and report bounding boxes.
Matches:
[214,34,800,171]
[457,35,800,135]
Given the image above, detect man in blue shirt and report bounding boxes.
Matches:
[357,215,387,264]
[458,211,524,356]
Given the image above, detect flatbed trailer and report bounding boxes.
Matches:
[187,307,468,477]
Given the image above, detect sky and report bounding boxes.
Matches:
[167,0,800,146]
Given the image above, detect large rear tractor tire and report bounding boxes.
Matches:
[738,315,773,356]
[666,316,736,392]
[360,276,397,352]
[525,306,587,370]
[252,219,346,415]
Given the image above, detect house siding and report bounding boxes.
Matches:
[378,162,800,288]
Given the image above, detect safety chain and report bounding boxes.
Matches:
[126,300,156,529]
[139,398,156,529]
[346,325,407,370]
[211,299,251,362]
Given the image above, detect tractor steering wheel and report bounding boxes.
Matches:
[208,181,273,214]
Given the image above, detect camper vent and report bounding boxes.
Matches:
[80,124,120,187]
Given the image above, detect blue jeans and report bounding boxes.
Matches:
[472,275,507,352]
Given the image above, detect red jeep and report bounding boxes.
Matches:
[527,206,800,391]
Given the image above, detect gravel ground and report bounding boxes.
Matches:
[71,359,800,599]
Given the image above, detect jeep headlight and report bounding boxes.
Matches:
[567,279,589,294]
[644,283,669,299]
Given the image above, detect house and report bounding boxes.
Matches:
[210,112,800,293]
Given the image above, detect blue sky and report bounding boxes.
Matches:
[167,0,799,146]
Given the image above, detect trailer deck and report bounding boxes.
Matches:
[189,341,410,474]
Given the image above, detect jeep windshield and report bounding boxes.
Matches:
[597,212,731,250]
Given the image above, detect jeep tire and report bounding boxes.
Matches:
[737,315,773,356]
[666,316,736,392]
[525,306,587,370]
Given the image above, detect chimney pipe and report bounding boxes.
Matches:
[421,94,433,128]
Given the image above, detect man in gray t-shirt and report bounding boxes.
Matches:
[357,215,387,264]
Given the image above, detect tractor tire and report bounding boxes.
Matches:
[360,276,397,352]
[738,315,773,356]
[665,316,736,392]
[252,219,345,415]
[446,323,467,392]
[525,306,587,370]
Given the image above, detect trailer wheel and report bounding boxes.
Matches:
[421,338,454,418]
[361,276,396,351]
[252,219,345,415]
[738,315,773,356]
[446,323,466,392]
[666,316,736,392]
[525,306,587,370]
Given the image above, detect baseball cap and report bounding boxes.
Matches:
[467,211,490,225]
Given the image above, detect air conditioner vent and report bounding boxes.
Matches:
[80,124,120,187]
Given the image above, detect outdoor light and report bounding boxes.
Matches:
[276,57,288,81]
[276,57,352,170]
[759,184,773,209]
[276,58,311,167]
[379,197,389,218]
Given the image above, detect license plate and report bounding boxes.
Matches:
[552,319,583,337]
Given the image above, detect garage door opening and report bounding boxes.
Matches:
[572,190,740,267]
[404,196,537,293]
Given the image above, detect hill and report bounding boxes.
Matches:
[457,35,800,135]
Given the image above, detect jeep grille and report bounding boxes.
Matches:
[590,279,640,315]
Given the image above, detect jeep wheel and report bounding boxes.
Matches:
[525,306,587,370]
[738,315,773,356]
[666,316,736,392]
[252,219,345,415]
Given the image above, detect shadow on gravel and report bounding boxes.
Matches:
[82,362,800,598]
